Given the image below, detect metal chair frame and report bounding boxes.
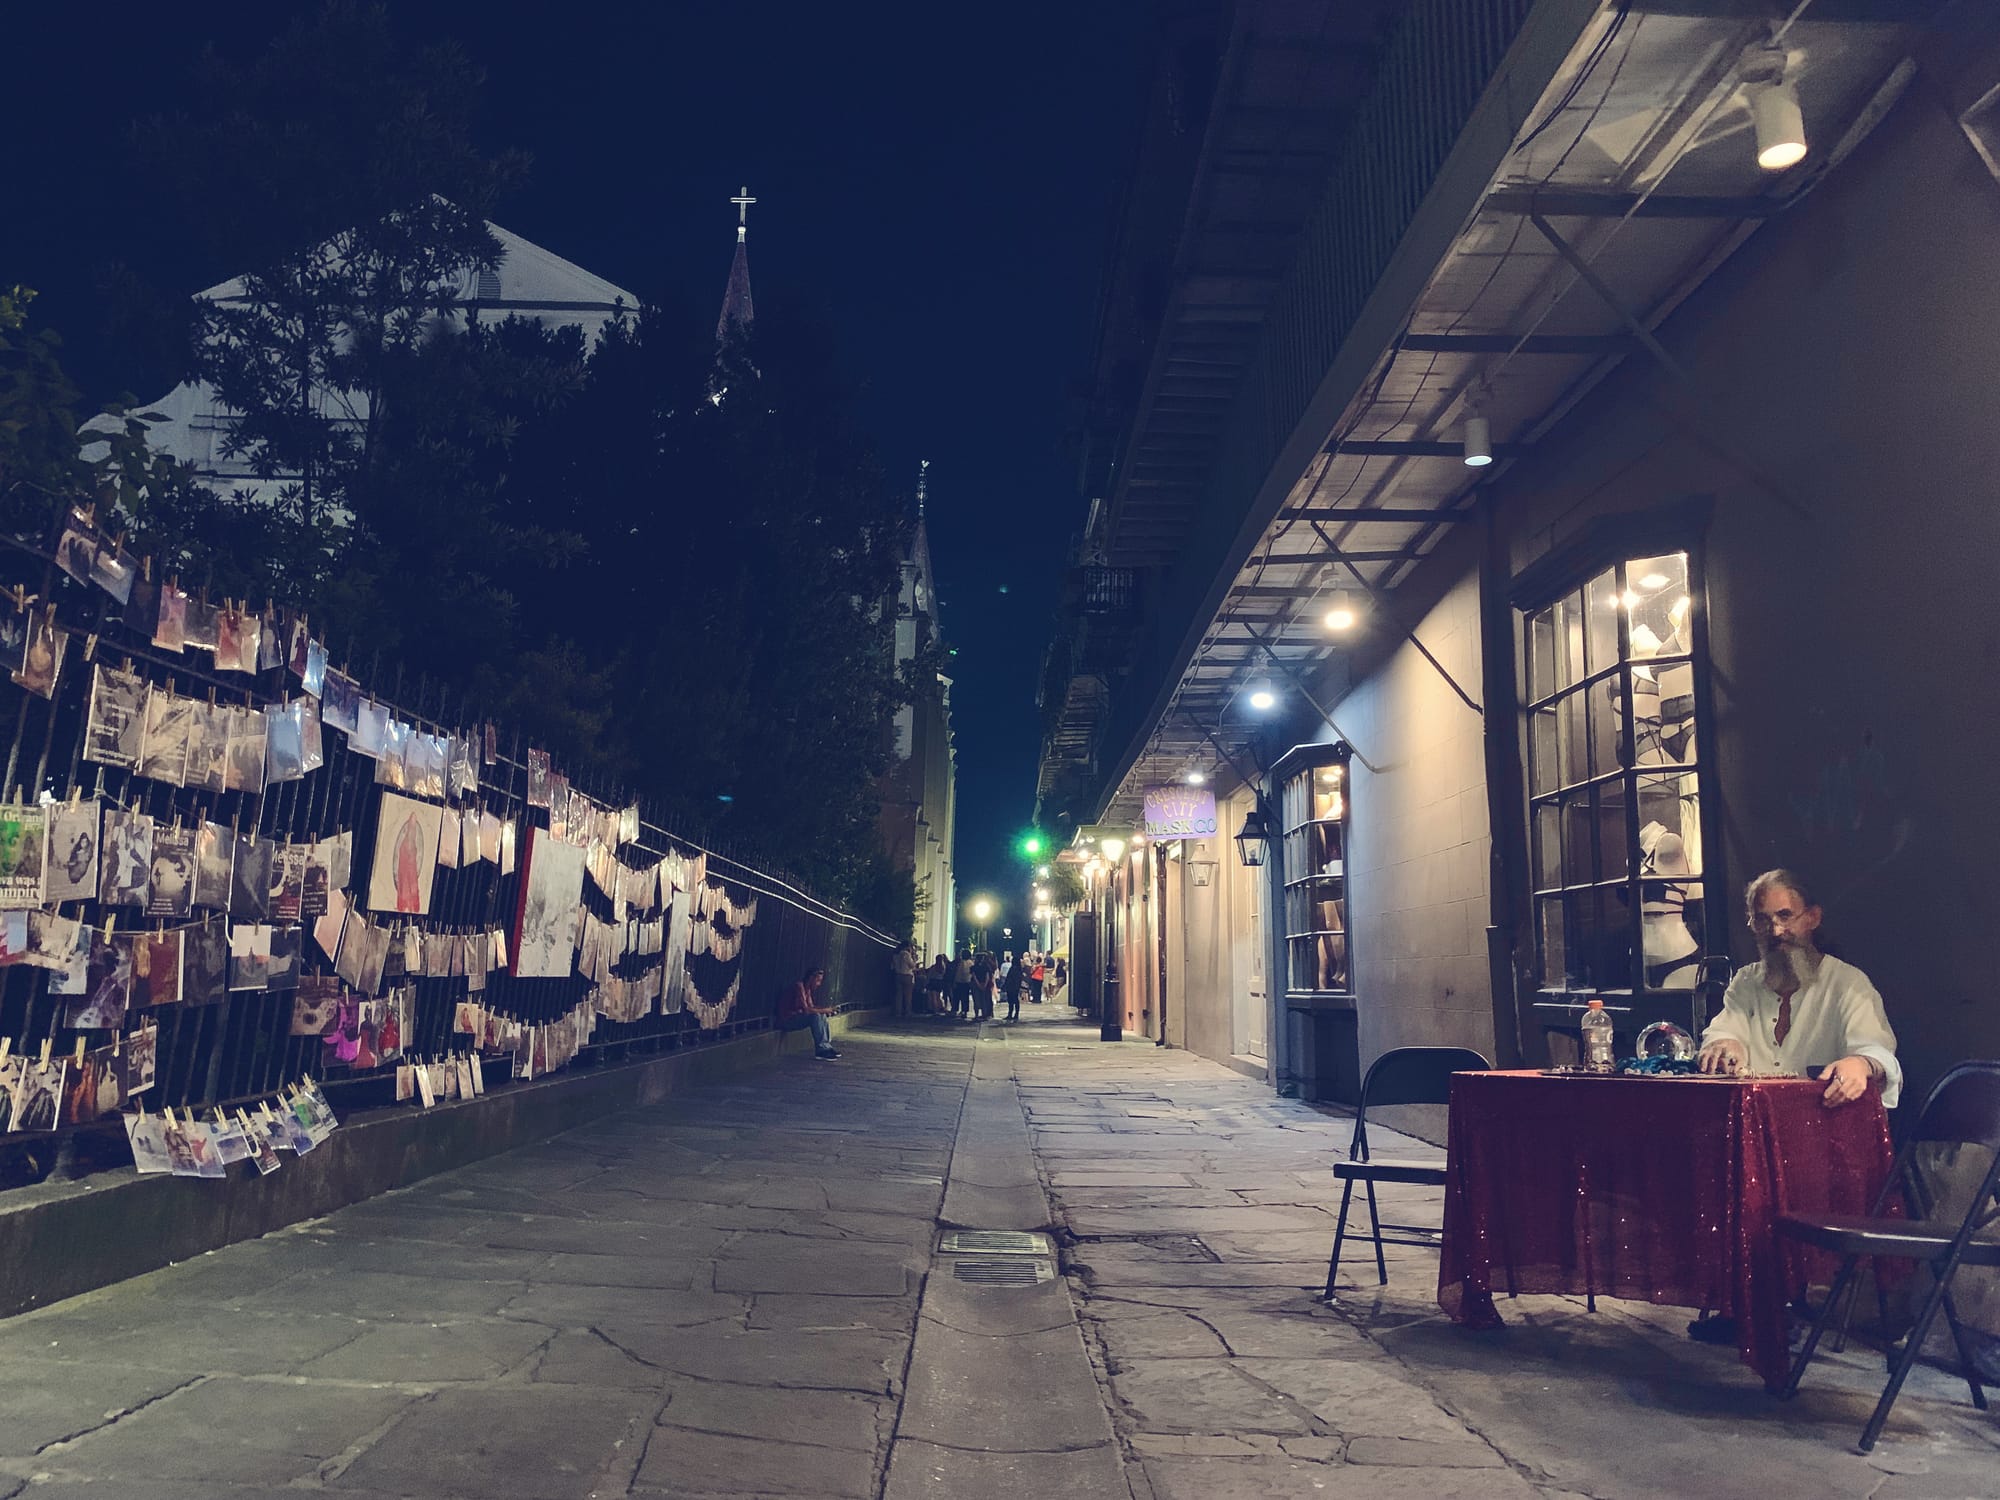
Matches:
[1324,1045,1489,1295]
[1777,1059,2000,1453]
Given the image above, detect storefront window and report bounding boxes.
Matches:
[1525,552,1708,996]
[1280,754,1350,994]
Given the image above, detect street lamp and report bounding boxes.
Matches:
[968,896,995,952]
[1234,803,1272,867]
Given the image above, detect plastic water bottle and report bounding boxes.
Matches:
[1580,999,1616,1073]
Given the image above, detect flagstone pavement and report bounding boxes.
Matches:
[0,1008,1993,1500]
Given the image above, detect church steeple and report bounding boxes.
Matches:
[716,185,755,343]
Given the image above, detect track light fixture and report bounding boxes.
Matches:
[1462,413,1493,468]
[1742,42,1806,172]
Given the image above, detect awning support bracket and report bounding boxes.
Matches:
[1309,520,1483,716]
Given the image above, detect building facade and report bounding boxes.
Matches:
[1038,0,1997,1146]
[105,220,636,500]
[879,468,959,959]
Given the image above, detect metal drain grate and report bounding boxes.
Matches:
[938,1230,1054,1257]
[951,1257,1054,1287]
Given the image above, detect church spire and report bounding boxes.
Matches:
[916,458,930,521]
[716,185,755,343]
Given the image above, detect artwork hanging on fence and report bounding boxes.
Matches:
[122,1022,157,1095]
[99,810,153,908]
[230,836,273,920]
[14,611,63,700]
[229,924,272,990]
[193,823,234,910]
[367,791,442,917]
[138,689,195,785]
[514,826,586,980]
[154,585,187,652]
[46,801,100,903]
[265,702,306,785]
[27,911,80,973]
[12,1060,64,1132]
[184,919,229,1006]
[292,975,341,1035]
[267,927,301,992]
[224,705,267,792]
[60,931,133,1030]
[55,518,97,586]
[134,929,182,1008]
[0,805,47,908]
[660,885,692,1016]
[321,667,360,734]
[83,666,145,769]
[146,826,196,918]
[271,844,306,923]
[188,702,227,793]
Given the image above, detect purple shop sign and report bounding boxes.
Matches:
[1142,787,1218,841]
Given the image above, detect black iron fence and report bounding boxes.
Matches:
[0,519,894,1176]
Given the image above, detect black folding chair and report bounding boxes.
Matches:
[1777,1059,2000,1453]
[1324,1045,1490,1295]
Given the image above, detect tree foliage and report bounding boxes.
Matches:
[4,3,928,931]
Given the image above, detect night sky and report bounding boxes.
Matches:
[4,1,1150,929]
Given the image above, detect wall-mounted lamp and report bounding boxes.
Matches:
[1234,803,1272,868]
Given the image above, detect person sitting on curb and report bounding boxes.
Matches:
[778,965,841,1060]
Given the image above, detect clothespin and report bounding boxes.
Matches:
[0,1037,10,1062]
[142,555,153,583]
[73,1037,85,1065]
[82,632,97,662]
[39,1038,53,1066]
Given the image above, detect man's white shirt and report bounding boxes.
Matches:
[1700,954,1901,1107]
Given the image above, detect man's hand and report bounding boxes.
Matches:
[1821,1055,1874,1107]
[1699,1038,1746,1076]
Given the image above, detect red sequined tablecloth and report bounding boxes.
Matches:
[1437,1071,1895,1389]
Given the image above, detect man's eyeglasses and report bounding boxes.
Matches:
[1748,913,1805,932]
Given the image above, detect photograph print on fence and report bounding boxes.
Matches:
[366,791,442,917]
[514,826,586,979]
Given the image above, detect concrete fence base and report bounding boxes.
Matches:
[0,1008,881,1320]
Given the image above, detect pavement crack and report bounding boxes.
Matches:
[590,1326,669,1371]
[313,1391,430,1483]
[31,1373,210,1454]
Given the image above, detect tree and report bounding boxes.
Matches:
[0,286,225,568]
[494,296,916,919]
[132,1,526,584]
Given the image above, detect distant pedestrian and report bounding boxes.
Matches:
[923,955,951,1015]
[1029,952,1046,1004]
[1002,957,1025,1021]
[891,941,918,1018]
[951,949,974,1019]
[1051,957,1068,999]
[972,953,997,1020]
[778,965,841,1060]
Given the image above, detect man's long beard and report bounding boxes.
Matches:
[1759,942,1822,990]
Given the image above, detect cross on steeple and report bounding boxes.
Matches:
[731,186,756,244]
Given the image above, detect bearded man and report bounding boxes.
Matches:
[1697,869,1900,1107]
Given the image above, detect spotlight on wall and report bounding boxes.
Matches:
[1462,414,1493,468]
[1748,77,1807,171]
